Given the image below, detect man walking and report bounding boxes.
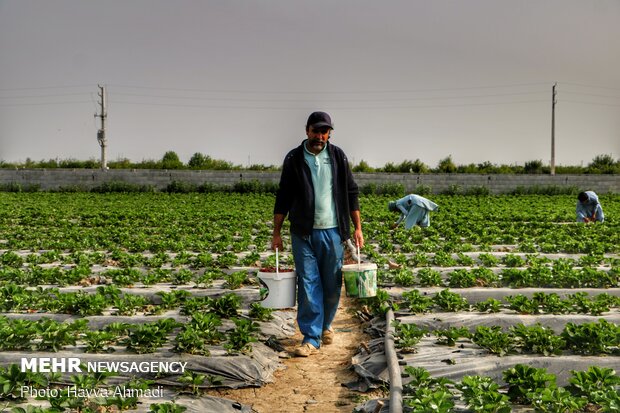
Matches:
[272,111,364,357]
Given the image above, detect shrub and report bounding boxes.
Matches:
[0,182,41,192]
[161,151,184,169]
[352,160,375,172]
[91,181,155,193]
[436,156,457,173]
[587,154,619,174]
[165,181,198,193]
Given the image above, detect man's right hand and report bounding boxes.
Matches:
[271,233,283,251]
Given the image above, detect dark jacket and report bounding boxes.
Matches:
[274,140,360,240]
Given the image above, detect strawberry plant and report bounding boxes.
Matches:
[509,323,565,356]
[433,289,469,312]
[171,251,194,267]
[529,387,587,413]
[472,326,513,356]
[368,289,399,315]
[456,375,511,413]
[473,297,502,313]
[0,364,47,400]
[393,321,427,353]
[36,318,87,352]
[448,268,477,288]
[567,366,619,405]
[187,312,224,344]
[506,294,539,314]
[178,370,206,395]
[0,251,23,267]
[248,302,274,321]
[106,395,140,410]
[173,326,211,356]
[569,291,611,316]
[408,253,431,267]
[124,318,181,354]
[224,270,249,289]
[531,292,571,315]
[225,318,259,354]
[156,289,191,309]
[113,294,150,316]
[209,293,241,318]
[477,253,500,267]
[502,254,525,267]
[433,326,470,346]
[432,251,457,267]
[456,253,475,266]
[216,251,239,268]
[404,388,455,413]
[402,366,454,412]
[148,402,187,413]
[240,251,261,266]
[416,268,443,287]
[171,268,194,285]
[561,319,620,355]
[180,296,210,315]
[392,268,416,286]
[84,330,117,353]
[195,270,217,288]
[402,289,434,314]
[503,364,556,405]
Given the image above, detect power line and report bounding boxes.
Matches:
[560,81,620,92]
[111,99,548,110]
[562,100,620,108]
[108,81,550,96]
[0,101,92,107]
[561,91,620,99]
[0,84,93,92]
[110,90,547,103]
[0,92,92,99]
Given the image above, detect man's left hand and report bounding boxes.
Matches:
[353,229,364,250]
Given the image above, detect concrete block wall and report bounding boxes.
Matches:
[354,173,619,194]
[0,169,618,194]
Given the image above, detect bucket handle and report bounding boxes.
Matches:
[274,247,282,281]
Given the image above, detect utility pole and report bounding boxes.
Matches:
[96,84,108,170]
[550,82,557,175]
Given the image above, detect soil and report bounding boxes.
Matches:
[208,293,385,413]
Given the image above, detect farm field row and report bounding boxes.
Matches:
[1,193,619,254]
[0,192,619,412]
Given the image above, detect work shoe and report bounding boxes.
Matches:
[322,328,334,345]
[294,342,319,357]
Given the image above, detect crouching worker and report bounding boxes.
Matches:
[576,191,604,223]
[388,194,439,229]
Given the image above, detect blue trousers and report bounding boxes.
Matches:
[291,228,343,348]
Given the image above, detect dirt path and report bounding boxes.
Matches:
[209,293,383,413]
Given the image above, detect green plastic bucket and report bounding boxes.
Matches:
[342,263,377,298]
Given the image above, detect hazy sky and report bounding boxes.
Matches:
[1,0,619,168]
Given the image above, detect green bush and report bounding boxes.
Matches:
[165,181,198,193]
[0,182,40,192]
[91,181,155,193]
[511,185,578,195]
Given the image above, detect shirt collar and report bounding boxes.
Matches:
[303,139,328,156]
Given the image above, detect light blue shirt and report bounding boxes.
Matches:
[576,191,604,222]
[394,194,439,229]
[303,140,338,229]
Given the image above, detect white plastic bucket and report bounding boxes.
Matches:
[257,270,297,309]
[342,263,377,298]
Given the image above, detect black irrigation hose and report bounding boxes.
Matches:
[385,308,403,413]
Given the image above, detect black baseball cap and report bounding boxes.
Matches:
[306,111,334,130]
